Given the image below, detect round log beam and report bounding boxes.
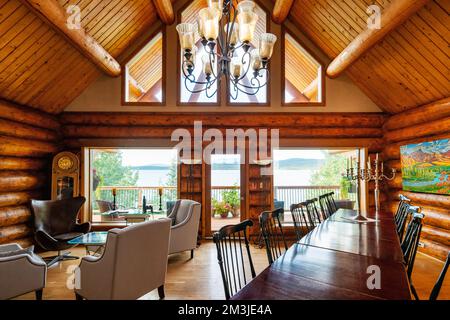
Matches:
[0,118,59,141]
[152,0,175,24]
[0,224,32,244]
[0,206,32,228]
[421,225,450,247]
[419,239,450,262]
[272,0,295,24]
[0,191,43,208]
[384,117,450,143]
[0,135,58,157]
[60,112,387,128]
[0,157,48,171]
[0,99,60,131]
[0,171,47,193]
[63,125,382,139]
[383,97,450,131]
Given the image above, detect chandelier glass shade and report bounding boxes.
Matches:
[176,0,277,101]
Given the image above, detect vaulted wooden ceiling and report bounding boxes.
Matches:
[0,0,158,113]
[288,0,449,113]
[0,0,448,114]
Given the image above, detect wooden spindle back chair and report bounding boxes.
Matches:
[401,207,424,280]
[429,251,450,300]
[326,192,338,213]
[394,194,412,241]
[213,220,256,300]
[290,203,310,240]
[304,199,321,227]
[318,194,331,219]
[259,208,288,264]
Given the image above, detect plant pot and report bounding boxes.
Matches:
[220,212,229,218]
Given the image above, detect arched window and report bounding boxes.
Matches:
[283,29,325,105]
[123,30,165,105]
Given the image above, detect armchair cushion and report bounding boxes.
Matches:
[0,245,34,258]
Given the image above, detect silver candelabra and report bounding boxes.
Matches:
[343,152,396,223]
[365,153,396,220]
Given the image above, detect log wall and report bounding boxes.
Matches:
[0,100,60,246]
[382,97,450,261]
[60,112,386,236]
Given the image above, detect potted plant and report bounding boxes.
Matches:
[222,187,240,217]
[212,199,230,218]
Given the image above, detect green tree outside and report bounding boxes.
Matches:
[93,151,139,187]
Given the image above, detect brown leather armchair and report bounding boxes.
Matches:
[31,197,90,266]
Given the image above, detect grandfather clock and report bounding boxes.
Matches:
[51,152,80,200]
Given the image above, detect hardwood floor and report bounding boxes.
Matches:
[15,241,449,300]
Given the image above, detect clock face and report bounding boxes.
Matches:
[58,156,74,170]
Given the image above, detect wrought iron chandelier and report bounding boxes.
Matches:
[176,0,277,100]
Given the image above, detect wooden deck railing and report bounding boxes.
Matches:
[96,185,353,212]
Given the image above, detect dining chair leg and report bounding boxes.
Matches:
[158,285,165,300]
[35,289,43,300]
[190,249,194,259]
[75,293,84,300]
[410,284,419,300]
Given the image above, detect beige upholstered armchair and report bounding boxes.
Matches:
[167,200,201,258]
[0,243,47,300]
[75,218,171,300]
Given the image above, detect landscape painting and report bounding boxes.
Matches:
[400,138,450,195]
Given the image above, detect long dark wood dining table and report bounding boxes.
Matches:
[232,208,412,300]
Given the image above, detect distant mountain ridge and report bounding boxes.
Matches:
[130,158,324,171]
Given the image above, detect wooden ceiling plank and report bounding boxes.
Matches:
[272,0,295,24]
[94,0,148,50]
[152,0,175,25]
[0,6,29,40]
[3,37,70,99]
[82,0,129,41]
[20,48,84,104]
[0,33,64,93]
[0,0,21,25]
[101,2,150,51]
[0,18,45,63]
[385,31,449,97]
[327,0,430,78]
[106,8,155,55]
[407,16,449,64]
[325,0,424,102]
[304,0,418,106]
[356,0,448,98]
[417,2,450,38]
[377,40,443,99]
[10,42,81,102]
[395,24,449,84]
[32,58,98,110]
[0,14,40,54]
[0,23,54,74]
[99,3,150,54]
[289,6,392,109]
[435,0,450,13]
[338,0,438,101]
[19,0,121,77]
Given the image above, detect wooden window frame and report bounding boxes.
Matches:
[176,0,221,107]
[281,26,326,107]
[226,0,271,107]
[121,27,167,106]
